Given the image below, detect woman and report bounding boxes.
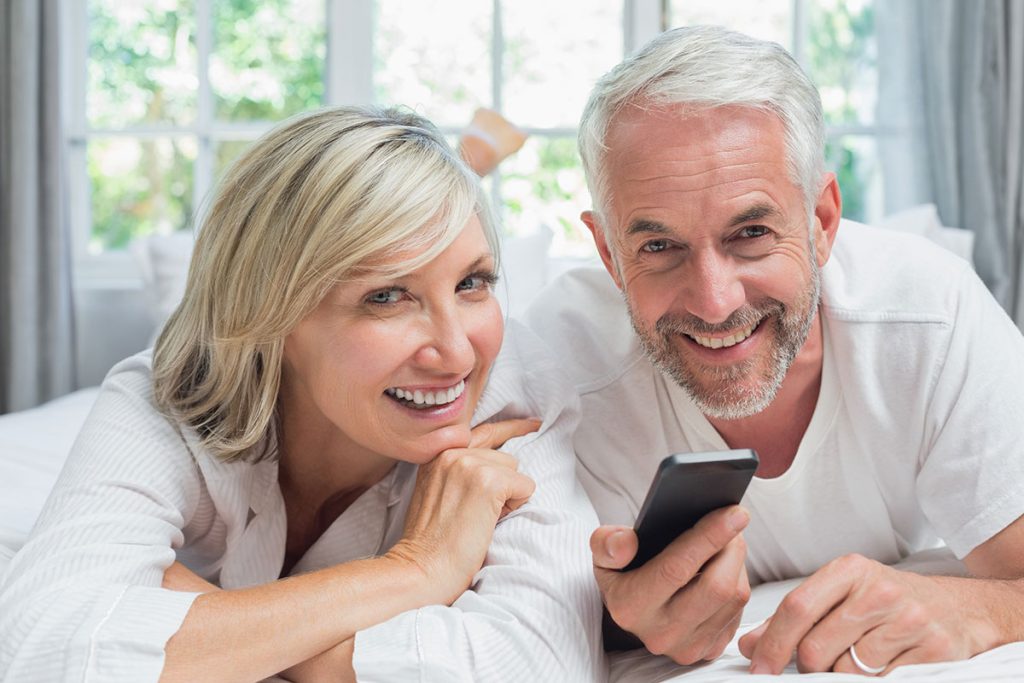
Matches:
[0,107,602,682]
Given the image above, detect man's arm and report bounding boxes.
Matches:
[593,505,751,663]
[739,513,1024,675]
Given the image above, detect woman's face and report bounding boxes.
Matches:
[280,215,504,465]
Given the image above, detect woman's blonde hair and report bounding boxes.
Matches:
[153,106,498,462]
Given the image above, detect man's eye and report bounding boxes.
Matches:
[738,226,770,239]
[641,240,670,253]
[366,289,403,305]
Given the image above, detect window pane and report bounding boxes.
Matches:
[88,0,197,127]
[825,135,881,223]
[668,0,791,50]
[374,0,491,126]
[211,0,326,122]
[502,0,622,129]
[499,137,595,257]
[88,137,196,252]
[808,0,876,125]
[213,138,257,182]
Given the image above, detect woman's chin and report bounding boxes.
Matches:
[398,423,474,464]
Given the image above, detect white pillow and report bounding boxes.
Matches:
[131,231,195,332]
[496,226,553,318]
[877,204,974,265]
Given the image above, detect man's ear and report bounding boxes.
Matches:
[581,210,623,290]
[812,173,842,268]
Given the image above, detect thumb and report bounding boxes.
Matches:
[590,525,639,570]
[738,618,770,659]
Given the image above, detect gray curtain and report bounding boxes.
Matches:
[0,0,76,413]
[878,0,1024,327]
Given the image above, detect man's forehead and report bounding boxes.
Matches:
[606,102,786,161]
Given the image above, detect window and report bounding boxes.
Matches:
[68,0,882,281]
[668,0,883,222]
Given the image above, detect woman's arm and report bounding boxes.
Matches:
[348,324,605,681]
[160,419,540,683]
[0,356,536,683]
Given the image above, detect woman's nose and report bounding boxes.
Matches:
[413,307,475,371]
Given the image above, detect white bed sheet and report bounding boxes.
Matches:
[610,551,1024,681]
[3,390,1023,680]
[0,387,100,573]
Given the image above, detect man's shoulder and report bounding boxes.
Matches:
[523,266,647,391]
[822,220,975,325]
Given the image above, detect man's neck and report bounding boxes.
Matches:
[707,314,825,479]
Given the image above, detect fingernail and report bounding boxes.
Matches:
[607,530,628,560]
[750,662,770,674]
[728,507,750,532]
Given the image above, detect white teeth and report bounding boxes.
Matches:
[691,322,758,349]
[387,379,466,408]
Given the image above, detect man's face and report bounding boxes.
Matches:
[585,104,837,420]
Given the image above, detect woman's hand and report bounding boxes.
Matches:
[388,418,541,605]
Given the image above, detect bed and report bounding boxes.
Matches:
[5,209,1023,680]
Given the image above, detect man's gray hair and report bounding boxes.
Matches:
[578,25,825,223]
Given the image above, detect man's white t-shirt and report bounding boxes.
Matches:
[526,221,1024,585]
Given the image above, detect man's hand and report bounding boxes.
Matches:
[739,554,1010,675]
[593,505,751,663]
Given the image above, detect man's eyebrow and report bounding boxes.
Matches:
[625,219,671,236]
[728,204,781,227]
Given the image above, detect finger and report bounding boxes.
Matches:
[738,619,770,659]
[793,592,896,673]
[662,534,749,660]
[639,506,749,609]
[498,473,537,518]
[831,623,917,676]
[749,561,862,674]
[590,525,639,571]
[877,644,940,676]
[468,418,541,450]
[706,610,744,661]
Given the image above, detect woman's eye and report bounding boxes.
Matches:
[641,239,670,253]
[457,272,498,292]
[366,289,403,305]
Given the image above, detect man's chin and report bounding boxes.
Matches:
[681,375,780,421]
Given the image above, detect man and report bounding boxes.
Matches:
[526,26,1024,675]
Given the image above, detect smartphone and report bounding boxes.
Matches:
[604,449,759,652]
[625,449,759,571]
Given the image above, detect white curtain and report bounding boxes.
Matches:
[877,0,1024,327]
[0,0,76,413]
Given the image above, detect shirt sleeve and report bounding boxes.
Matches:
[0,357,203,682]
[916,266,1024,558]
[352,322,606,682]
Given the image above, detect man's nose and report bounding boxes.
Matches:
[680,250,745,325]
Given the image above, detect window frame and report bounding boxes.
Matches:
[65,0,893,286]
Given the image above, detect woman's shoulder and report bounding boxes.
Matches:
[472,321,580,440]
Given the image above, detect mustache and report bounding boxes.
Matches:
[654,301,784,338]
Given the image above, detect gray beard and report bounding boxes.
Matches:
[626,262,821,421]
